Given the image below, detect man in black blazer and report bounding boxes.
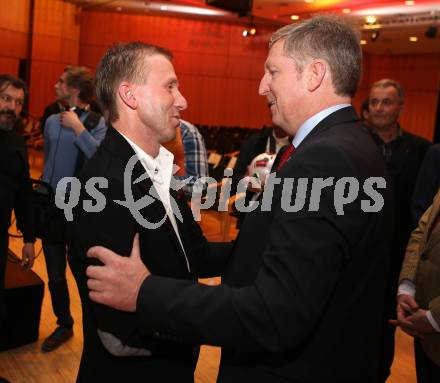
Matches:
[86,17,394,382]
[67,43,229,382]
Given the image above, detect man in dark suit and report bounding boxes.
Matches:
[68,43,228,382]
[85,17,393,382]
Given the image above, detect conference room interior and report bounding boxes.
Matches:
[1,0,440,382]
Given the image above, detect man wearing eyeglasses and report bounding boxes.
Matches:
[0,74,36,364]
[367,78,431,381]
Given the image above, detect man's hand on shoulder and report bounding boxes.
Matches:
[86,233,150,312]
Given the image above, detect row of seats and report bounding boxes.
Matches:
[196,124,271,181]
[197,124,263,154]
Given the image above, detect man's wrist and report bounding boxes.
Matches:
[73,122,86,136]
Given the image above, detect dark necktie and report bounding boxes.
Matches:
[276,144,295,172]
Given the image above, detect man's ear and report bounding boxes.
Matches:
[118,82,137,109]
[306,60,326,92]
[69,87,80,98]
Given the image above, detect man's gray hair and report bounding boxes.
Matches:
[270,15,362,98]
[370,78,404,104]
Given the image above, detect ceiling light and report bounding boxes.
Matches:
[342,9,351,14]
[353,4,440,17]
[366,15,377,24]
[242,29,248,37]
[425,25,438,38]
[145,3,229,16]
[116,6,122,11]
[291,15,300,21]
[409,36,418,42]
[360,39,367,45]
[249,28,256,35]
[371,30,380,42]
[405,1,415,5]
[305,0,314,3]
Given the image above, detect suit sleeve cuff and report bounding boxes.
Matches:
[135,275,179,338]
[398,280,416,297]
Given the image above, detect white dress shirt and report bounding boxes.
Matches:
[120,132,190,272]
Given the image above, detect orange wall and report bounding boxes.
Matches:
[1,4,437,136]
[28,0,80,117]
[354,52,440,141]
[0,0,30,76]
[79,11,275,128]
[79,11,440,137]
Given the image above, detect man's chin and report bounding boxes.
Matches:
[160,130,177,144]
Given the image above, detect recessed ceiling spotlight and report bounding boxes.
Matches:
[291,15,300,20]
[366,15,377,24]
[342,9,351,14]
[409,36,418,42]
[405,1,415,5]
[160,5,168,11]
[371,30,380,42]
[360,39,367,45]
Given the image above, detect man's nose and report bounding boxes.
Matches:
[259,73,270,96]
[175,89,188,111]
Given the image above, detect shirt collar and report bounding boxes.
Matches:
[118,132,174,175]
[368,124,402,145]
[292,104,351,148]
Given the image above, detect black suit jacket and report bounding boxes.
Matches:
[68,127,228,382]
[134,107,394,382]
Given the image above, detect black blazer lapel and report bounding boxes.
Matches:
[102,127,189,266]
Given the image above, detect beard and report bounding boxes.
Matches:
[0,109,17,132]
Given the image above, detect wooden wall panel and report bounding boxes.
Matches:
[0,0,30,77]
[199,77,229,125]
[178,74,203,123]
[78,11,439,134]
[30,61,66,105]
[0,57,20,76]
[79,11,276,128]
[29,0,80,117]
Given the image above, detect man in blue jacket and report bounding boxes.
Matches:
[41,66,107,352]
